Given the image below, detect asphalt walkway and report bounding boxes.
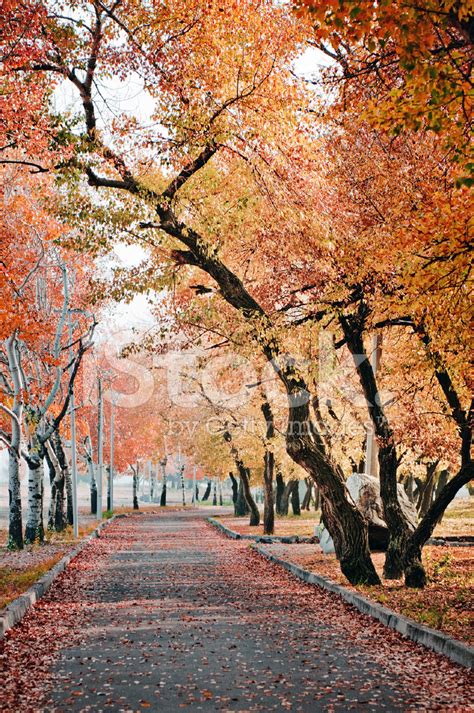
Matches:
[1,510,472,711]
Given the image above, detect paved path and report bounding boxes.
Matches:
[1,511,472,711]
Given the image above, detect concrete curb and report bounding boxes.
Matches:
[254,544,473,669]
[207,517,316,544]
[0,514,125,639]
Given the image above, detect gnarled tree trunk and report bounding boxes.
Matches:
[340,311,413,579]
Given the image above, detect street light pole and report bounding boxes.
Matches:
[109,392,115,512]
[97,376,103,519]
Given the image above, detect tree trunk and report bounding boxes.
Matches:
[279,478,296,516]
[229,472,238,514]
[25,444,45,544]
[132,467,139,510]
[418,462,438,517]
[150,463,156,502]
[51,430,70,528]
[6,332,23,549]
[340,312,413,580]
[88,458,97,515]
[301,478,312,510]
[313,484,320,511]
[239,467,260,526]
[263,450,275,535]
[235,477,249,516]
[45,444,64,532]
[212,480,217,505]
[8,448,23,550]
[291,480,301,516]
[404,463,473,587]
[275,472,285,515]
[202,480,212,501]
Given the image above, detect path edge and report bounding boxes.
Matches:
[254,543,473,669]
[0,514,124,639]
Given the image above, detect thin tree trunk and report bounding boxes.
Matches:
[6,333,23,550]
[45,441,63,531]
[160,461,167,506]
[51,430,70,529]
[275,472,285,515]
[8,448,23,549]
[229,472,238,514]
[435,469,449,500]
[202,480,212,501]
[313,484,320,511]
[261,400,275,534]
[301,478,312,510]
[88,459,97,514]
[132,465,139,510]
[291,480,301,516]
[263,450,275,534]
[280,479,296,516]
[212,480,217,505]
[239,467,260,526]
[235,477,249,516]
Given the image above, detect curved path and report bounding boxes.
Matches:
[1,510,472,711]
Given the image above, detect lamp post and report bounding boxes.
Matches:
[192,463,197,506]
[108,392,115,512]
[97,376,103,519]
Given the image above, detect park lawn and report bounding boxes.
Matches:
[218,513,320,538]
[432,498,473,537]
[265,543,473,645]
[221,496,473,539]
